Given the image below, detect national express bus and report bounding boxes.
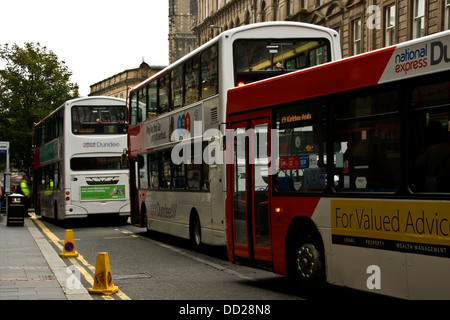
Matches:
[33,97,130,223]
[127,22,341,248]
[225,30,450,299]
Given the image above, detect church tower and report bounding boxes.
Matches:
[168,0,198,64]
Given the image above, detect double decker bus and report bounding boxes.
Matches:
[128,22,341,248]
[33,96,130,223]
[225,30,450,299]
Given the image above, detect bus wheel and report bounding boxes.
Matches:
[291,236,325,296]
[190,212,201,250]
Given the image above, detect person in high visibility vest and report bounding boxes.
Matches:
[20,176,31,197]
[44,176,54,196]
[19,175,31,215]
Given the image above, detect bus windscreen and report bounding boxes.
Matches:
[233,38,331,86]
[72,105,127,134]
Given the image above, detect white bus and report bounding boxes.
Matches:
[33,96,130,223]
[128,22,341,248]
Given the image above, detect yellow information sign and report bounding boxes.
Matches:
[331,199,450,257]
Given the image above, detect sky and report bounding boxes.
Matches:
[0,0,169,96]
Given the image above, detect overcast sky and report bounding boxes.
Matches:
[0,0,169,96]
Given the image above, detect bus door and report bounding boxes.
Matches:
[129,158,141,226]
[230,113,272,264]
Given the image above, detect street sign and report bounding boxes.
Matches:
[0,141,10,173]
[0,141,8,151]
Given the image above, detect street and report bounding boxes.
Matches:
[26,211,394,315]
[30,213,303,301]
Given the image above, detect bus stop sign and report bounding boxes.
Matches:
[0,141,8,154]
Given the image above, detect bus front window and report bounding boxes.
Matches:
[72,105,128,134]
[233,38,331,86]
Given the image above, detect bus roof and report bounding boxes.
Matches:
[227,30,450,115]
[34,96,126,127]
[129,21,339,94]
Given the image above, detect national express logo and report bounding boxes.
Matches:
[83,142,120,148]
[394,40,450,74]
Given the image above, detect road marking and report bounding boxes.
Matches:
[31,214,131,300]
[104,235,138,240]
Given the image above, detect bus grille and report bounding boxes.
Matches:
[86,176,119,185]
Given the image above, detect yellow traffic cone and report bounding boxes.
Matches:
[88,252,119,295]
[59,229,79,258]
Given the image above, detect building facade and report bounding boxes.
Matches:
[89,62,165,98]
[191,0,450,58]
[169,0,199,63]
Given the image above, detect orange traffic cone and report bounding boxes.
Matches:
[59,229,79,258]
[88,252,119,295]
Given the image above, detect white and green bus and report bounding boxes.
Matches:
[33,96,130,223]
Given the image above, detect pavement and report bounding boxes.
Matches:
[0,210,92,300]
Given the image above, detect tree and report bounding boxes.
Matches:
[0,42,78,172]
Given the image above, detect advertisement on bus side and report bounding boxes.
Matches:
[380,33,450,82]
[331,199,450,258]
[80,185,126,201]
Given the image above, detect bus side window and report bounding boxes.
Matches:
[185,56,200,104]
[138,87,147,123]
[410,81,450,193]
[148,81,158,119]
[159,75,170,114]
[149,153,159,189]
[172,66,183,109]
[275,100,326,193]
[138,154,149,189]
[130,91,138,126]
[333,89,400,193]
[201,44,218,99]
[159,150,172,189]
[187,141,202,190]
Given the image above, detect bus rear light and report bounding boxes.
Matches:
[65,191,70,195]
[237,81,246,87]
[65,196,70,201]
[275,207,282,213]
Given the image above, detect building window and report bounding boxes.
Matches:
[445,0,450,30]
[273,0,279,20]
[413,0,425,38]
[353,19,362,55]
[385,5,396,46]
[190,0,198,15]
[287,0,293,16]
[261,1,266,22]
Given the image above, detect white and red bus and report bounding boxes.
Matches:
[127,22,341,248]
[33,97,130,223]
[226,30,450,299]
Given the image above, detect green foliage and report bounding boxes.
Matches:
[0,42,78,171]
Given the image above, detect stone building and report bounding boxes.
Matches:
[89,61,165,98]
[169,0,199,63]
[190,0,450,58]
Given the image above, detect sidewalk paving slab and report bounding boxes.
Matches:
[0,212,92,300]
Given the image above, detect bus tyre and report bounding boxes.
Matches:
[291,236,325,297]
[190,213,201,250]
